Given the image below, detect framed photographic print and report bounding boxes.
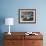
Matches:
[18,9,36,23]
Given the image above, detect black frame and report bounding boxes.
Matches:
[18,9,36,24]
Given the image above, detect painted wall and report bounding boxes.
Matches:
[0,0,46,32]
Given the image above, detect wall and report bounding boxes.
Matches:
[0,0,46,46]
[0,0,46,32]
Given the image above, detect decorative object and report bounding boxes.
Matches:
[19,9,36,23]
[5,18,14,35]
[25,32,38,35]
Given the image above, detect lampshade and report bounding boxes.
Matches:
[5,18,14,25]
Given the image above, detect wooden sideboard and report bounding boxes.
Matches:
[4,32,43,46]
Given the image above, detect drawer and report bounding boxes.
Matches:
[15,40,24,46]
[25,35,43,40]
[4,40,24,46]
[4,35,24,40]
[4,40,16,46]
[32,40,43,46]
[24,40,43,46]
[15,35,24,40]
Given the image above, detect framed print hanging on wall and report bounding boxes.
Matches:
[18,9,36,24]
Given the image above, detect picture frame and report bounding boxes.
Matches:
[18,9,36,23]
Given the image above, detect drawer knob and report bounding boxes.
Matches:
[32,42,35,44]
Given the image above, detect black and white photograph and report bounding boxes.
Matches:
[19,9,36,23]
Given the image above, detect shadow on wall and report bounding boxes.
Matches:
[0,16,5,46]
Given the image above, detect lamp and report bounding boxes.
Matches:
[5,18,14,35]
